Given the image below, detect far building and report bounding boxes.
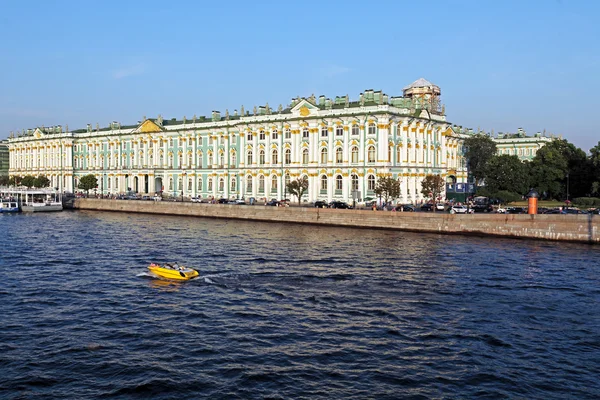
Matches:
[0,140,9,177]
[494,128,553,161]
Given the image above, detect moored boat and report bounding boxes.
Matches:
[0,199,20,213]
[148,263,199,280]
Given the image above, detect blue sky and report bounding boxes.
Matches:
[1,0,599,151]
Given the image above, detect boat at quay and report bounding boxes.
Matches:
[0,189,63,212]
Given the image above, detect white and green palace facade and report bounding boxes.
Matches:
[8,79,472,204]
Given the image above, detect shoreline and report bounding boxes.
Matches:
[70,198,599,244]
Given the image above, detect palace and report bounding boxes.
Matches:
[5,78,502,203]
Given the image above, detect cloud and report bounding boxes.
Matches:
[319,64,351,78]
[113,64,146,79]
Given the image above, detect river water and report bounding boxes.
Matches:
[1,211,599,399]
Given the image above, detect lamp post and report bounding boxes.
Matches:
[566,173,570,202]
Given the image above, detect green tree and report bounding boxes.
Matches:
[420,174,445,210]
[8,175,22,186]
[78,174,98,194]
[464,133,497,184]
[21,175,36,188]
[33,175,50,188]
[0,175,9,186]
[374,176,401,204]
[483,154,530,197]
[286,176,308,205]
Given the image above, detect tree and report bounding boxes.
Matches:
[78,174,98,195]
[8,175,22,186]
[420,174,445,209]
[286,176,308,205]
[33,175,50,188]
[374,176,401,204]
[483,154,530,197]
[21,175,36,188]
[464,134,497,184]
[0,175,9,186]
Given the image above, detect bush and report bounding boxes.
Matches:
[574,197,599,207]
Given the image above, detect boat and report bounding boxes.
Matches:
[0,198,20,213]
[20,190,63,212]
[148,263,199,280]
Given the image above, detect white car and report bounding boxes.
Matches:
[191,197,202,203]
[451,205,474,214]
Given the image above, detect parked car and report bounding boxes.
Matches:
[329,201,351,209]
[563,207,587,214]
[191,197,201,203]
[217,198,229,204]
[436,203,445,211]
[451,205,474,214]
[420,203,434,211]
[266,199,281,206]
[496,207,507,214]
[394,204,415,212]
[141,195,152,201]
[314,200,329,208]
[507,207,527,214]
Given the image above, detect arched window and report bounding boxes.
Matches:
[247,150,253,165]
[351,174,359,191]
[259,175,265,192]
[246,175,253,191]
[259,130,266,140]
[351,146,358,163]
[207,152,213,166]
[271,175,278,191]
[231,150,237,166]
[178,153,183,168]
[198,178,203,191]
[285,174,290,189]
[208,178,213,191]
[388,145,393,162]
[219,178,224,192]
[335,147,343,163]
[231,178,236,192]
[188,178,192,191]
[302,149,309,164]
[188,154,192,167]
[397,146,402,164]
[368,123,376,135]
[367,146,376,163]
[336,175,343,190]
[321,175,328,190]
[219,152,225,167]
[197,152,203,168]
[352,124,359,136]
[272,149,278,164]
[259,150,265,165]
[285,149,291,165]
[169,178,173,190]
[320,148,328,164]
[368,175,375,191]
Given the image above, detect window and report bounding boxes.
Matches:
[335,147,343,163]
[285,149,291,165]
[302,149,309,164]
[397,146,402,164]
[198,137,203,145]
[368,175,375,190]
[169,178,173,190]
[209,136,213,145]
[198,152,203,167]
[198,178,203,191]
[321,127,328,137]
[219,153,225,167]
[208,152,213,166]
[320,148,328,164]
[231,178,236,192]
[188,154,192,167]
[336,175,343,190]
[321,175,328,190]
[388,145,393,162]
[219,178,224,192]
[303,128,309,138]
[246,175,252,191]
[247,150,253,165]
[208,178,213,191]
[368,146,376,163]
[351,174,359,191]
[259,130,266,140]
[188,179,192,190]
[231,151,237,166]
[259,150,265,165]
[247,132,253,141]
[272,149,278,164]
[271,175,278,191]
[285,174,290,188]
[170,138,174,146]
[336,126,343,136]
[259,175,265,192]
[368,123,376,135]
[272,130,278,140]
[351,146,359,163]
[285,128,291,139]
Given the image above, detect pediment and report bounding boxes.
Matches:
[34,128,44,139]
[290,99,319,117]
[135,120,164,134]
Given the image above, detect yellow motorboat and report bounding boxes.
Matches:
[148,263,199,280]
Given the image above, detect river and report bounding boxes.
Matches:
[1,211,599,399]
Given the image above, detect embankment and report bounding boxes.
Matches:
[72,199,599,244]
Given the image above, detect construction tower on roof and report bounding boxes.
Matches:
[402,78,441,100]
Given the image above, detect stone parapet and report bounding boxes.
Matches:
[73,199,599,244]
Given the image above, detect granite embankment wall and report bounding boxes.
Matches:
[72,199,599,244]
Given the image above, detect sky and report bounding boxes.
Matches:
[1,0,599,151]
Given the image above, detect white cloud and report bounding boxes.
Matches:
[113,64,146,79]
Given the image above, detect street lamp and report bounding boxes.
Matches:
[566,173,570,202]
